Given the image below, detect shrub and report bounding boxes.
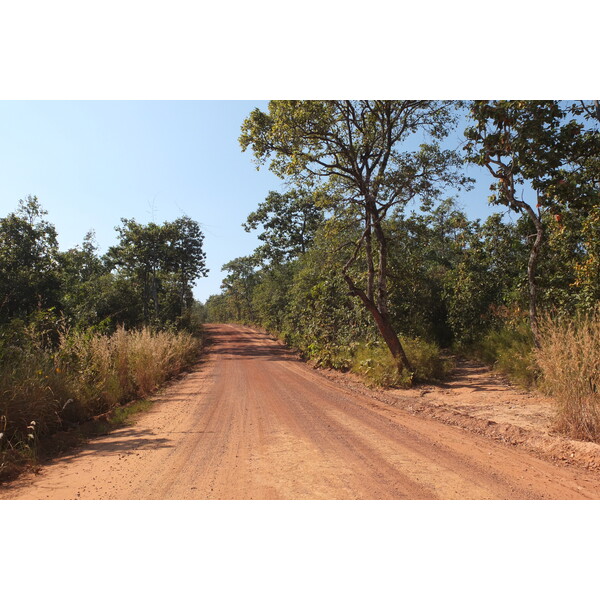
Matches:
[350,338,451,388]
[535,312,600,442]
[470,322,537,388]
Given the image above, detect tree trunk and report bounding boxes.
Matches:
[372,213,390,317]
[365,211,375,301]
[343,273,414,376]
[180,267,187,317]
[151,267,160,321]
[522,204,544,347]
[142,271,149,322]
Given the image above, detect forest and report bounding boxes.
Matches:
[1,100,600,480]
[206,100,600,439]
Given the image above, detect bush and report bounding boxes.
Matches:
[470,323,537,388]
[349,338,451,388]
[535,312,600,442]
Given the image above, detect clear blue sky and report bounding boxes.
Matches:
[0,101,500,301]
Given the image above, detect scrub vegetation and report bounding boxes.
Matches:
[0,198,207,479]
[206,100,600,441]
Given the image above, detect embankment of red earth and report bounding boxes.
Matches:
[246,324,600,473]
[304,348,600,474]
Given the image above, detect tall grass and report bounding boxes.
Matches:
[535,312,600,442]
[0,326,201,476]
[469,322,538,388]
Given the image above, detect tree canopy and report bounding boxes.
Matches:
[464,100,600,342]
[240,100,470,374]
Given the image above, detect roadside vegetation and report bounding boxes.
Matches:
[0,198,207,480]
[2,98,600,471]
[206,100,600,442]
[536,312,600,442]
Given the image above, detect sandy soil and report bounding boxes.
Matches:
[2,323,600,500]
[317,355,600,474]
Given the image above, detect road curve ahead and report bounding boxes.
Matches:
[3,323,600,500]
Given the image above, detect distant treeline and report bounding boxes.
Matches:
[0,196,208,333]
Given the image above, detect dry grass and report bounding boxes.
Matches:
[56,326,200,419]
[0,326,201,478]
[535,312,600,442]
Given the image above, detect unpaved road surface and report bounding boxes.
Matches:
[3,324,600,500]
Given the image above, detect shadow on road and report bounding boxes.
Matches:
[205,331,296,362]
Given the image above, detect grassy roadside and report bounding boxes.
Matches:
[1,397,155,483]
[463,322,538,389]
[535,312,600,442]
[455,314,600,444]
[243,322,453,388]
[0,326,203,482]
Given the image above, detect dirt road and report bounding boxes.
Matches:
[3,323,600,499]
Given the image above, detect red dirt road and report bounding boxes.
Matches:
[3,323,600,500]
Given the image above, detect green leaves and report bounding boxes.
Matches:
[243,188,324,264]
[465,100,600,212]
[0,196,61,322]
[106,216,207,326]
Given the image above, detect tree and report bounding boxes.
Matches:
[0,196,60,323]
[250,261,298,333]
[220,256,259,322]
[59,230,109,327]
[243,188,324,264]
[240,100,467,376]
[107,216,207,326]
[166,216,208,319]
[464,100,600,344]
[107,219,167,322]
[386,200,477,345]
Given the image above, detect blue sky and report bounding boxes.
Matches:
[0,101,284,300]
[0,101,501,301]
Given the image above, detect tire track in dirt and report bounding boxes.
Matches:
[2,323,600,499]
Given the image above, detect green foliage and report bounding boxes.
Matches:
[219,255,260,323]
[209,213,452,388]
[464,100,600,341]
[205,293,233,323]
[571,207,600,310]
[0,198,208,335]
[0,196,209,479]
[470,323,538,388]
[464,101,600,213]
[0,196,61,322]
[106,216,208,327]
[283,232,376,352]
[240,100,470,375]
[243,188,324,263]
[251,262,297,333]
[349,340,452,388]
